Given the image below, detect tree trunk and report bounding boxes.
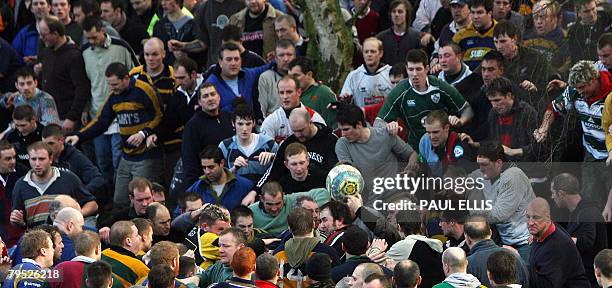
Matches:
[295,0,354,92]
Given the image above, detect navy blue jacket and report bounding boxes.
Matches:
[467,239,529,288]
[55,144,108,197]
[180,110,234,193]
[529,223,590,288]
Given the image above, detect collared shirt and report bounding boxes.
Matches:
[536,222,556,243]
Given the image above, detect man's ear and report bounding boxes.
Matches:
[417,276,422,287]
[284,160,289,169]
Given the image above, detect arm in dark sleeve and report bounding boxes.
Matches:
[68,173,97,206]
[72,149,108,195]
[11,182,25,212]
[181,124,201,187]
[520,106,539,159]
[573,222,597,253]
[77,95,115,141]
[254,143,287,193]
[139,85,164,137]
[66,52,92,121]
[246,238,266,255]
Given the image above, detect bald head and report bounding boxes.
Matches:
[49,195,81,222]
[288,108,316,142]
[527,197,552,238]
[464,216,491,243]
[54,207,85,238]
[144,37,166,73]
[54,195,81,210]
[393,260,420,288]
[144,37,165,52]
[528,197,550,217]
[289,107,311,124]
[442,247,468,274]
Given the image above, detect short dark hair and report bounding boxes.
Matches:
[148,264,175,288]
[364,274,392,288]
[230,205,254,225]
[320,200,352,225]
[173,56,198,74]
[132,218,153,236]
[389,0,413,27]
[221,24,242,42]
[477,141,505,162]
[274,14,297,28]
[178,192,202,211]
[146,203,166,221]
[296,195,316,207]
[256,253,278,281]
[105,62,129,79]
[219,227,247,245]
[551,173,580,195]
[41,15,66,36]
[109,220,136,247]
[42,124,64,139]
[232,102,256,123]
[440,43,462,56]
[493,20,521,40]
[15,66,37,81]
[482,50,505,68]
[128,177,153,196]
[594,249,612,278]
[336,104,367,128]
[342,226,369,255]
[389,63,407,78]
[288,56,316,76]
[373,219,402,249]
[0,140,15,152]
[218,42,241,60]
[486,250,517,285]
[13,104,35,121]
[74,0,101,17]
[485,76,514,98]
[394,260,420,288]
[178,255,196,277]
[86,261,113,288]
[199,145,224,164]
[440,209,468,224]
[82,16,103,32]
[100,0,125,11]
[199,82,217,99]
[276,38,296,50]
[405,49,429,67]
[598,32,612,50]
[284,142,307,160]
[287,207,314,236]
[395,209,422,235]
[261,181,284,198]
[463,216,491,240]
[468,0,493,12]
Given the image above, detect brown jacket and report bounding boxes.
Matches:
[229,3,283,57]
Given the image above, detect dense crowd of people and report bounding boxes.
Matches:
[0,0,611,287]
